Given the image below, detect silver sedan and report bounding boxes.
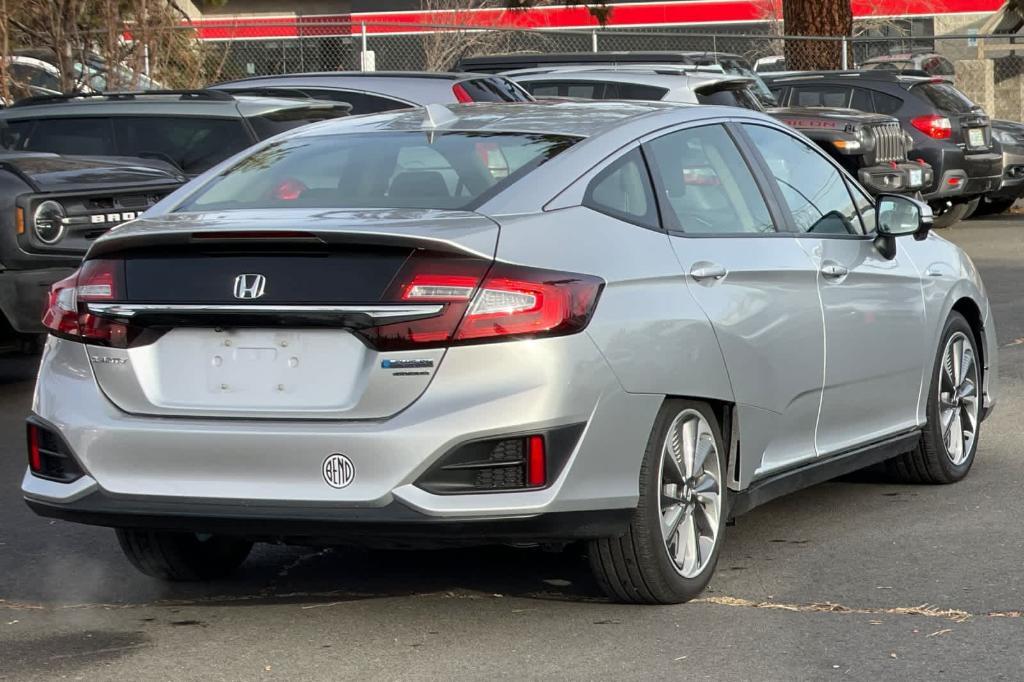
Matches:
[24,101,996,604]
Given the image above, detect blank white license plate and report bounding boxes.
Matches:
[968,128,986,148]
[909,168,923,187]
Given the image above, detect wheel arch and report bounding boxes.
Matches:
[662,395,738,490]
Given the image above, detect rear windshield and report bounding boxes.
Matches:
[457,77,533,102]
[911,82,977,114]
[178,131,578,212]
[245,105,351,139]
[697,87,764,111]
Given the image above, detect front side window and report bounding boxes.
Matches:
[113,116,253,175]
[644,124,776,235]
[583,148,658,229]
[179,131,578,212]
[743,124,863,236]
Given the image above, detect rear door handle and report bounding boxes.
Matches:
[820,262,849,279]
[690,263,728,282]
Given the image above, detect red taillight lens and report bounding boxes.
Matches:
[42,259,131,346]
[911,115,952,140]
[452,83,473,103]
[356,258,604,351]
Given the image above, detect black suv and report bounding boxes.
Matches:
[0,152,182,341]
[764,72,1003,227]
[0,90,350,177]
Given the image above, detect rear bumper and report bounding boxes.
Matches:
[857,162,933,195]
[989,145,1024,199]
[914,145,1002,199]
[0,266,73,333]
[24,335,659,538]
[24,484,632,542]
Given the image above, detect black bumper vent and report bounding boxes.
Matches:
[27,419,85,483]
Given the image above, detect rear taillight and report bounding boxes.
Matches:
[911,115,952,140]
[357,257,604,351]
[452,83,473,103]
[42,259,133,347]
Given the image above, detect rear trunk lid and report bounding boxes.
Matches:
[85,209,498,421]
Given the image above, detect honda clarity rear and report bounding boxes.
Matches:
[24,102,997,604]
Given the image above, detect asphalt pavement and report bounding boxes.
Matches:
[2,217,1023,680]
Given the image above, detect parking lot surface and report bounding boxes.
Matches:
[2,217,1023,680]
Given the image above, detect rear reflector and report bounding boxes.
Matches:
[526,435,546,487]
[26,421,84,483]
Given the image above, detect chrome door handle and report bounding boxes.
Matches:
[820,263,849,279]
[690,263,728,281]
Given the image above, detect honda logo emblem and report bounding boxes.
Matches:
[233,274,266,300]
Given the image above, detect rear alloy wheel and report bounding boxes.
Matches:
[589,400,726,604]
[116,529,253,581]
[888,313,981,484]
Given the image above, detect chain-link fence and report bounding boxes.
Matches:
[9,19,1024,120]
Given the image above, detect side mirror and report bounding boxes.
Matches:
[877,193,932,237]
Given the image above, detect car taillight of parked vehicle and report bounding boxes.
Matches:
[911,114,953,140]
[452,83,474,103]
[42,259,135,346]
[360,256,604,350]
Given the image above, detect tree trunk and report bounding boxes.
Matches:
[783,0,852,71]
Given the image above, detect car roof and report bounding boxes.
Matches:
[503,63,725,77]
[762,70,930,85]
[0,92,337,118]
[219,71,489,83]
[511,68,747,91]
[459,51,744,68]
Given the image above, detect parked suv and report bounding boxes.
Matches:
[0,151,182,338]
[979,119,1024,215]
[764,72,1003,227]
[212,72,533,114]
[511,67,931,196]
[0,90,350,177]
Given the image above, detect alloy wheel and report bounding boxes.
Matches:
[658,409,723,579]
[938,331,980,466]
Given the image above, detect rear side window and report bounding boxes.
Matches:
[872,90,904,115]
[457,77,532,102]
[696,88,764,111]
[246,106,350,139]
[13,117,115,156]
[583,148,659,229]
[114,116,253,175]
[792,86,851,108]
[179,131,577,212]
[911,83,977,114]
[644,124,776,235]
[850,88,873,111]
[604,82,670,101]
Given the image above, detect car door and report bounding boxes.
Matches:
[741,123,927,455]
[643,122,826,483]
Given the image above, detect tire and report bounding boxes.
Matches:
[960,197,981,221]
[974,197,1016,217]
[887,312,982,484]
[930,201,970,229]
[588,399,727,604]
[116,529,253,581]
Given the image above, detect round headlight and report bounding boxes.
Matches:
[33,200,66,244]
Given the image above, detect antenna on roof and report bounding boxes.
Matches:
[423,103,458,129]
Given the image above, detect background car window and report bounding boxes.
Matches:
[743,124,863,235]
[457,77,533,102]
[696,88,764,110]
[180,131,578,212]
[114,116,253,175]
[793,86,851,108]
[871,90,904,115]
[294,88,409,115]
[10,63,60,91]
[603,82,670,101]
[0,119,35,150]
[583,148,658,229]
[14,117,115,156]
[644,124,776,235]
[246,106,350,139]
[850,87,873,111]
[910,83,977,114]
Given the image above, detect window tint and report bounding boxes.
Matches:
[15,117,115,156]
[520,80,605,99]
[911,83,977,114]
[644,124,775,235]
[246,106,349,139]
[850,87,873,111]
[848,180,877,233]
[295,88,410,115]
[10,63,60,91]
[114,117,253,175]
[696,87,764,111]
[180,131,577,212]
[603,82,670,101]
[0,119,35,150]
[583,148,658,229]
[793,86,851,108]
[458,77,532,102]
[743,124,863,235]
[872,90,904,115]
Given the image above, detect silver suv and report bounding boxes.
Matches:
[24,102,996,604]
